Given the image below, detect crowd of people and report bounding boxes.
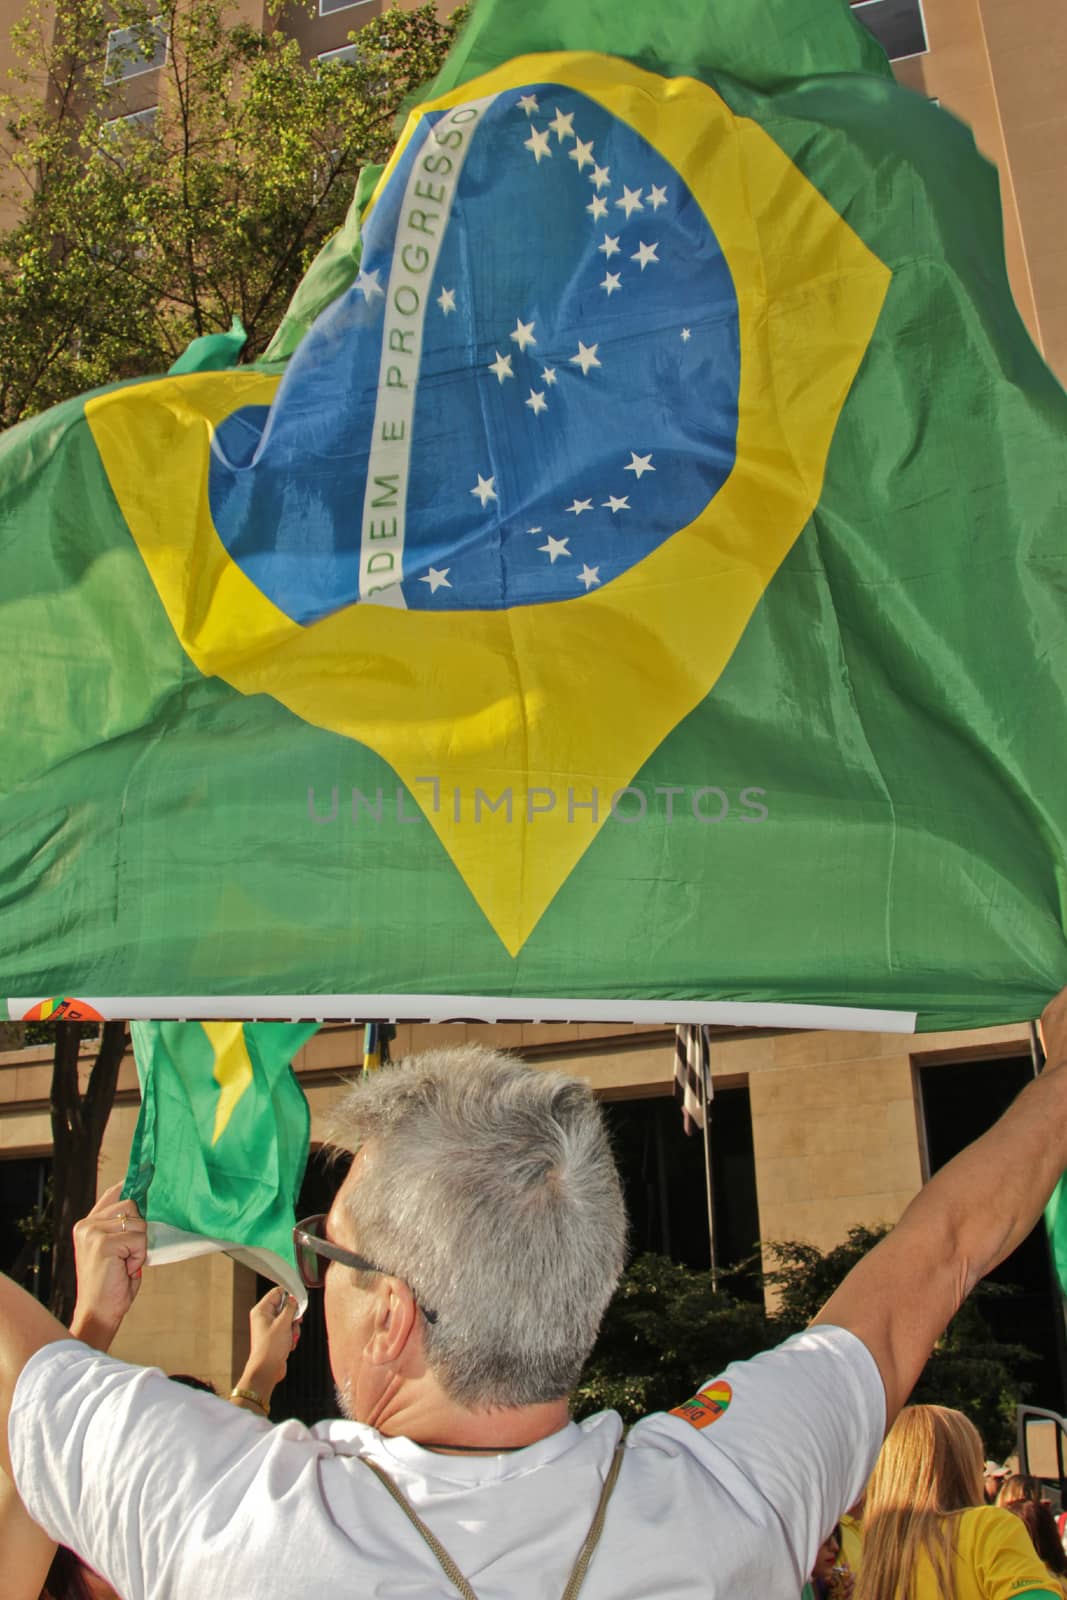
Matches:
[800,1412,1067,1599]
[2,987,1067,1597]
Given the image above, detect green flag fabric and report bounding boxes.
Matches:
[1,0,1065,1032]
[1046,1174,1067,1305]
[167,314,248,376]
[122,1021,318,1303]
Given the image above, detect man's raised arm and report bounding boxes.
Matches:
[813,984,1067,1426]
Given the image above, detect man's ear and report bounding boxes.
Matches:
[365,1277,419,1366]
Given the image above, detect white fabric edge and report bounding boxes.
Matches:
[146,1221,307,1313]
[7,995,918,1032]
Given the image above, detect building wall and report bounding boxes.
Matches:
[0,1,57,232]
[974,0,1067,378]
[891,0,1040,358]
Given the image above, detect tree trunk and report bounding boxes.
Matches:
[48,1020,128,1324]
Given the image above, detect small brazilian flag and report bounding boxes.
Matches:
[1046,1173,1067,1305]
[123,1022,318,1303]
[1,0,1065,1031]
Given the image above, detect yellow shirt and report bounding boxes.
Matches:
[840,1512,863,1576]
[909,1506,1059,1600]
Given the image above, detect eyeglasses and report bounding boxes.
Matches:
[293,1214,438,1323]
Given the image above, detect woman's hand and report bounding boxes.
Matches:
[230,1287,300,1416]
[69,1182,148,1352]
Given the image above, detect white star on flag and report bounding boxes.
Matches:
[569,137,595,171]
[570,341,601,375]
[600,272,621,296]
[510,317,537,351]
[419,567,451,593]
[524,126,552,163]
[549,107,575,141]
[526,389,548,415]
[539,535,571,562]
[587,195,608,221]
[648,184,668,210]
[355,268,384,302]
[470,474,498,508]
[517,93,539,116]
[542,366,557,386]
[615,186,644,218]
[436,286,456,315]
[567,498,593,516]
[597,235,621,259]
[681,327,692,342]
[578,564,601,589]
[589,163,611,191]
[488,351,514,383]
[603,494,630,513]
[624,452,655,478]
[632,241,659,271]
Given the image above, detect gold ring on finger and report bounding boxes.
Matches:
[119,1214,127,1232]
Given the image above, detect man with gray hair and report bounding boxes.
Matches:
[4,995,1067,1598]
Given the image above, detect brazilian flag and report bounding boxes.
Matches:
[1,0,1065,1031]
[122,1022,318,1302]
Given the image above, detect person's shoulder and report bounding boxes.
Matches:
[955,1503,1014,1537]
[632,1324,879,1431]
[962,1503,1058,1569]
[968,1504,1028,1532]
[14,1338,130,1405]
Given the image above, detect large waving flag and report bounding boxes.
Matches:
[122,1022,318,1303]
[2,0,1065,1032]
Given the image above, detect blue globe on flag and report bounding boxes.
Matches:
[207,84,741,620]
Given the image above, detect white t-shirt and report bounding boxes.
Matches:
[10,1324,883,1600]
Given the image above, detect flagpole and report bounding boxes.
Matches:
[700,1042,718,1292]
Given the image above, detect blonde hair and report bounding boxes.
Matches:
[855,1406,984,1600]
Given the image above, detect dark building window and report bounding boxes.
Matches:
[919,1054,1067,1414]
[601,1086,761,1297]
[318,0,374,15]
[317,46,360,67]
[104,21,167,83]
[102,107,159,140]
[0,1155,53,1305]
[851,0,928,61]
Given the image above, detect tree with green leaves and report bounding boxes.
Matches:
[576,1231,1037,1456]
[0,0,468,427]
[766,1226,1037,1456]
[571,1252,772,1423]
[6,1020,129,1324]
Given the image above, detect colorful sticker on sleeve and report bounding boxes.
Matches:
[670,1379,732,1430]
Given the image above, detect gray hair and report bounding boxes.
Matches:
[324,1045,627,1409]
